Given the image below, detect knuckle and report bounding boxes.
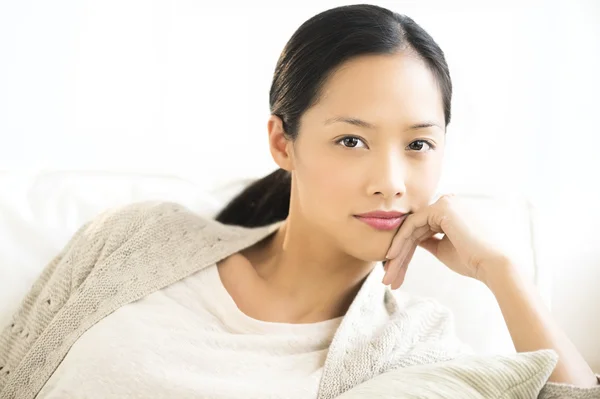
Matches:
[435,213,448,225]
[402,230,416,242]
[439,193,454,204]
[436,194,455,211]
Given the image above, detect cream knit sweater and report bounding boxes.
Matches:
[0,201,598,399]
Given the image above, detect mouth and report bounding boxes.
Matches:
[353,214,408,231]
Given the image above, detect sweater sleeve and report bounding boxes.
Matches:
[538,375,600,398]
[0,219,93,393]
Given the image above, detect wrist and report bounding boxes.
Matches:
[477,255,520,290]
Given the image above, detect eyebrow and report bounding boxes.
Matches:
[324,116,443,131]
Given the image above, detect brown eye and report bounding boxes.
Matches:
[343,137,359,147]
[337,136,366,149]
[408,140,434,152]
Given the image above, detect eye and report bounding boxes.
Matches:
[336,136,367,149]
[407,140,435,152]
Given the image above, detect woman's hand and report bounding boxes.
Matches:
[382,194,510,289]
[382,194,600,387]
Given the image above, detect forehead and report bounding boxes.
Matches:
[307,52,444,126]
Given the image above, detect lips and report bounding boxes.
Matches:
[354,211,408,231]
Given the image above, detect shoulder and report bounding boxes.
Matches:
[80,200,214,245]
[84,200,195,235]
[69,201,212,280]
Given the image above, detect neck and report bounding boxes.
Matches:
[242,214,376,323]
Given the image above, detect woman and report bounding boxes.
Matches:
[1,4,599,399]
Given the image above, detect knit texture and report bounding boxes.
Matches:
[337,350,560,399]
[0,201,599,399]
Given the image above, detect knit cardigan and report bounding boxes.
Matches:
[0,201,598,399]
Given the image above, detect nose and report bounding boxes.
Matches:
[366,151,407,200]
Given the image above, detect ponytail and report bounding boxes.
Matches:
[214,168,291,227]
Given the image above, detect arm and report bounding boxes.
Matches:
[480,257,600,387]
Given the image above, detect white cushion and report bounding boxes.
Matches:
[0,171,544,354]
[336,349,558,399]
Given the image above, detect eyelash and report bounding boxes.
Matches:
[335,136,436,152]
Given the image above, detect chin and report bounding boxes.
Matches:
[353,238,394,263]
[335,220,394,262]
[346,247,389,264]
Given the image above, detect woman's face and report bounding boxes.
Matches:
[275,52,446,262]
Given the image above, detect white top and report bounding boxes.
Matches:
[37,263,343,399]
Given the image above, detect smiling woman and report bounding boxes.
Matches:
[216,34,449,271]
[210,2,599,396]
[215,7,451,233]
[1,3,599,399]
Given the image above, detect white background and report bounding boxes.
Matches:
[1,0,599,371]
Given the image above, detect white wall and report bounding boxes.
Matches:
[1,0,599,371]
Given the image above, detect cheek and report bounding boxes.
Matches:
[406,159,443,203]
[293,151,360,237]
[299,156,351,209]
[299,166,390,261]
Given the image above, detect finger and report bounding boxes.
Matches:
[391,261,408,290]
[430,194,468,243]
[391,244,416,290]
[382,255,400,285]
[383,225,435,285]
[387,194,463,260]
[432,207,477,262]
[383,259,390,272]
[386,214,431,260]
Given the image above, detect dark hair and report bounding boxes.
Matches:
[215,4,452,227]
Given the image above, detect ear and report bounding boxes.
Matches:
[267,114,295,172]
